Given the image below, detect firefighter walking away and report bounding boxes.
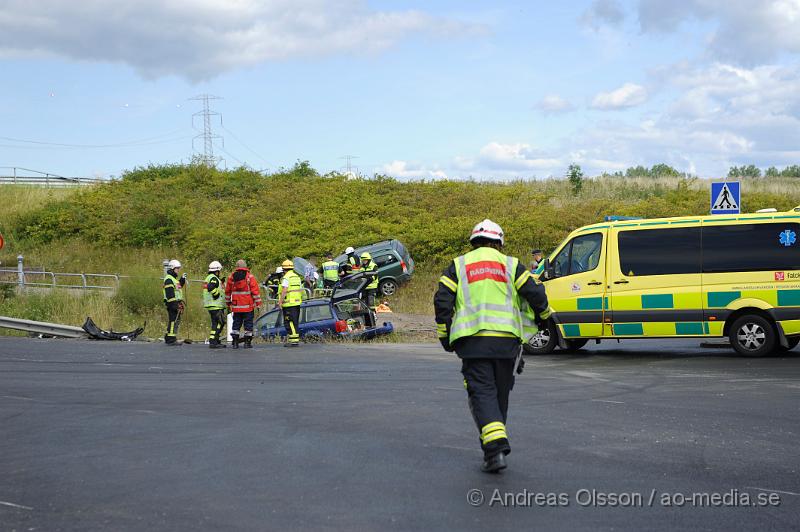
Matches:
[434,219,551,473]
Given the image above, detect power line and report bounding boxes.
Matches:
[0,136,191,150]
[220,125,270,167]
[0,129,190,148]
[189,94,223,167]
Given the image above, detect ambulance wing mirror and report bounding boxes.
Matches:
[541,258,554,281]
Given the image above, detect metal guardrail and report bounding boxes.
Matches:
[0,167,103,187]
[0,316,87,338]
[0,268,123,290]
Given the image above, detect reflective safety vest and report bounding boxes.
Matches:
[203,273,226,310]
[348,255,361,272]
[362,261,379,290]
[322,260,340,282]
[282,270,304,307]
[163,273,183,303]
[449,247,538,344]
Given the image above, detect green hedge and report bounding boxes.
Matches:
[10,163,797,272]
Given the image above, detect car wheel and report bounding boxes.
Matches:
[379,279,398,296]
[775,336,800,353]
[562,338,588,352]
[523,320,558,355]
[728,314,776,357]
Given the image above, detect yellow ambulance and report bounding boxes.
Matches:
[529,206,800,356]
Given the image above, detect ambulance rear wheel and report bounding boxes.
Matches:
[729,314,776,357]
[523,320,558,355]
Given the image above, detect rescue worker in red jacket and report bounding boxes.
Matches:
[224,259,262,349]
[434,219,551,473]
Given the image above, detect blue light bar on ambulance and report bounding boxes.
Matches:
[603,215,643,222]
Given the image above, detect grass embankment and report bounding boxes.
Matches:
[1,164,797,340]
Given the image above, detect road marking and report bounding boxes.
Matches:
[1,395,34,401]
[745,486,800,497]
[567,370,610,381]
[591,399,625,404]
[0,500,33,510]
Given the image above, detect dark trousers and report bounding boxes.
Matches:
[208,309,226,342]
[282,305,301,344]
[461,358,516,459]
[231,311,254,337]
[323,279,337,289]
[364,289,377,327]
[165,302,180,343]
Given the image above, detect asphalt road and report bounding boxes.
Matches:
[1,337,799,531]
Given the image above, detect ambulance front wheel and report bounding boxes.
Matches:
[524,320,558,355]
[729,314,776,357]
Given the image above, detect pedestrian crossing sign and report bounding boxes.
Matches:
[711,181,740,214]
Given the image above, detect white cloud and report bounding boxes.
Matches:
[0,0,484,81]
[379,160,448,180]
[581,0,626,29]
[574,61,800,174]
[398,61,800,179]
[637,0,800,65]
[536,95,574,114]
[451,142,562,178]
[591,83,648,109]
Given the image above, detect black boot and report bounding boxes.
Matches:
[480,453,507,474]
[243,336,253,349]
[231,334,240,349]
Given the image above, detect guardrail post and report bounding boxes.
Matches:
[17,255,24,287]
[13,167,17,184]
[81,273,87,289]
[162,259,170,276]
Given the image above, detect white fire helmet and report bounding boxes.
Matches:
[469,219,505,245]
[208,261,222,272]
[168,259,182,269]
[275,267,284,274]
[345,246,355,254]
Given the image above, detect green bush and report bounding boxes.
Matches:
[8,163,799,271]
[114,275,163,316]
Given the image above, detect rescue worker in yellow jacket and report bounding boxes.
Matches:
[163,259,187,346]
[278,259,304,347]
[321,253,340,290]
[203,261,227,349]
[434,219,551,473]
[360,252,379,328]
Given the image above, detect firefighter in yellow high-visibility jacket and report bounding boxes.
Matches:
[434,219,551,473]
[278,259,304,347]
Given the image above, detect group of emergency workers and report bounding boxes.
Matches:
[161,247,380,348]
[164,219,550,475]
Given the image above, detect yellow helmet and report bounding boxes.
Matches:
[360,252,372,261]
[281,259,294,269]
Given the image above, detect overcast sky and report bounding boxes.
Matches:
[1,0,799,179]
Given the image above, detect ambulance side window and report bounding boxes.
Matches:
[550,233,603,278]
[618,227,701,276]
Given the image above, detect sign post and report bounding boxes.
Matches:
[711,182,740,215]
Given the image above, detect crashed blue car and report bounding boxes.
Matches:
[255,273,394,341]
